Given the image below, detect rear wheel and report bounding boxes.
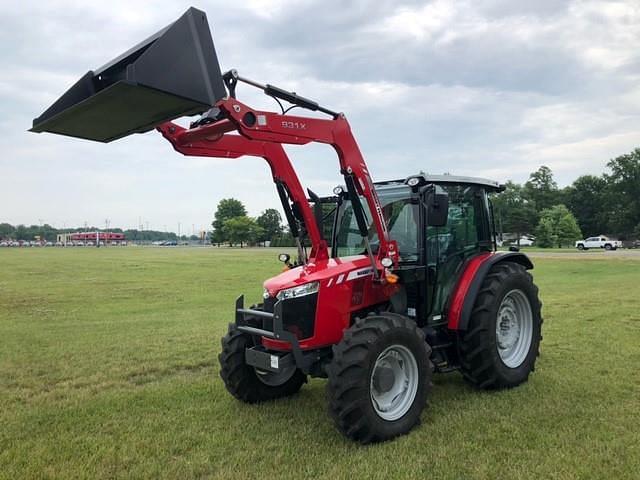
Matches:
[218,323,306,403]
[458,262,542,389]
[327,313,432,443]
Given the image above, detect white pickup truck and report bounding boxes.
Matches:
[575,236,622,251]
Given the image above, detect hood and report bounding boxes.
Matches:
[263,255,372,297]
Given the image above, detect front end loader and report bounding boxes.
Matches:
[31,7,542,443]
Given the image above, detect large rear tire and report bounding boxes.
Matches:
[326,313,432,443]
[218,323,306,403]
[458,262,542,389]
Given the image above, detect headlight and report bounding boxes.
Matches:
[276,281,319,301]
[262,288,270,299]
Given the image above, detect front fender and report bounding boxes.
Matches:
[447,252,533,330]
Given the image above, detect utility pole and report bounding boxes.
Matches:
[178,222,181,241]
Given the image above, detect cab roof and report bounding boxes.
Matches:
[375,174,504,192]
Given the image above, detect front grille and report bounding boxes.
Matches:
[263,296,276,313]
[262,294,318,340]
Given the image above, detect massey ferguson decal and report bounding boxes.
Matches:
[327,267,375,287]
[346,267,374,281]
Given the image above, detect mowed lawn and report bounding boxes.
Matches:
[1,247,639,479]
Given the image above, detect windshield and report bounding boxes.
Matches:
[334,187,418,262]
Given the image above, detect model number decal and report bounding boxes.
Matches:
[346,267,374,281]
[281,121,307,130]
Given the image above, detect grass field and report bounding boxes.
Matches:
[1,247,639,479]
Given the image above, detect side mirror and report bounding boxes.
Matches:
[427,192,449,227]
[509,245,520,252]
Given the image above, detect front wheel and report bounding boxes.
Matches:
[458,262,542,389]
[604,244,613,251]
[577,243,585,250]
[218,324,306,403]
[326,313,432,443]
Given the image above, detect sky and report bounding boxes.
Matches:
[1,0,639,233]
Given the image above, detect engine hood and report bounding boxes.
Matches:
[263,255,374,297]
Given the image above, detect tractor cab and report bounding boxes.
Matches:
[330,174,503,326]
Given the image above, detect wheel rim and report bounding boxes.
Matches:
[369,345,419,421]
[496,289,533,368]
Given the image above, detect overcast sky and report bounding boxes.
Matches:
[2,0,639,233]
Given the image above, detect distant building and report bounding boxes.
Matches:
[56,233,72,244]
[57,232,126,245]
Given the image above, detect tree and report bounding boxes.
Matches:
[0,223,15,239]
[223,216,264,247]
[211,198,247,246]
[256,209,283,245]
[564,175,608,236]
[536,204,582,248]
[535,218,557,248]
[15,224,28,240]
[524,165,559,212]
[492,181,537,244]
[603,148,640,237]
[556,212,582,247]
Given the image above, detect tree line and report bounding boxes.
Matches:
[493,148,640,246]
[214,148,640,248]
[5,148,638,248]
[0,223,197,242]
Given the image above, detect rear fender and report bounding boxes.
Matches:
[447,252,533,330]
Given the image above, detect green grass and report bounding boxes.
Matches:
[1,247,638,479]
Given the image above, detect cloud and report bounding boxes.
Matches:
[1,0,639,230]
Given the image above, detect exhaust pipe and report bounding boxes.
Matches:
[30,7,226,143]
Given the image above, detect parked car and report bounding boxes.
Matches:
[0,241,8,247]
[575,236,622,251]
[509,236,534,247]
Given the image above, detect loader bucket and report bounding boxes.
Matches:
[30,7,226,142]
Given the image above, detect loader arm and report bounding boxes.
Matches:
[157,121,328,263]
[158,97,398,266]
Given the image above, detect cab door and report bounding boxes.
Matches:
[425,185,492,324]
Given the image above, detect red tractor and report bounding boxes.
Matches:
[31,8,542,443]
